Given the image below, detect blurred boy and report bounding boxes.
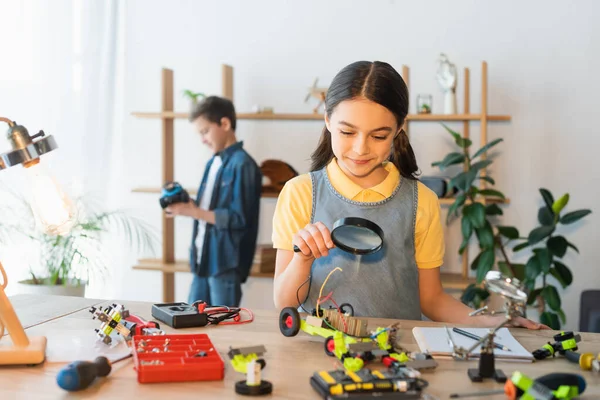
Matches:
[166,96,262,306]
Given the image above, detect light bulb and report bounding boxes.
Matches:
[24,162,76,236]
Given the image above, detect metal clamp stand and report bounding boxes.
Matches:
[446,271,528,383]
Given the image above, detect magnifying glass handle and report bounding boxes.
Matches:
[293,245,301,252]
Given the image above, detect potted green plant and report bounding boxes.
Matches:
[183,89,206,107]
[0,190,158,297]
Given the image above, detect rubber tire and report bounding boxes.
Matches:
[235,380,273,396]
[279,307,301,337]
[324,336,335,357]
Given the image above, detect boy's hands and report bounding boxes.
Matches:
[292,222,335,259]
[165,200,199,218]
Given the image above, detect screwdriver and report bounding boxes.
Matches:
[56,353,132,391]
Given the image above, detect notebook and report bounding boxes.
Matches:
[412,327,534,362]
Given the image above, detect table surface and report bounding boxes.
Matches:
[1,294,599,399]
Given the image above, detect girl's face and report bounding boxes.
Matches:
[325,97,398,184]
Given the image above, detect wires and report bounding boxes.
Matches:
[296,275,311,313]
[316,267,342,315]
[191,301,254,325]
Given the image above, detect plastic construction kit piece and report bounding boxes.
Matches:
[228,345,272,396]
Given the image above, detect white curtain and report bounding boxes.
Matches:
[0,0,125,296]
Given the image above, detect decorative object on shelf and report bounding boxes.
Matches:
[463,188,591,330]
[305,77,328,114]
[182,89,206,107]
[251,105,274,114]
[436,53,457,114]
[416,94,432,114]
[259,159,298,196]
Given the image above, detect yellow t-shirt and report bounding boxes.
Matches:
[271,159,444,269]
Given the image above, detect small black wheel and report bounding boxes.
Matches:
[235,380,273,396]
[279,307,301,337]
[324,336,335,357]
[339,303,354,316]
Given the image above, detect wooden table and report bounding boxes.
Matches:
[1,294,599,399]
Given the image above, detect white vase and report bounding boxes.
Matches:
[443,90,457,114]
[15,278,87,297]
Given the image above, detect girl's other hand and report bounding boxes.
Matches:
[292,222,335,259]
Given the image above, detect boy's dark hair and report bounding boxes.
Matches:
[189,95,237,131]
[310,61,419,180]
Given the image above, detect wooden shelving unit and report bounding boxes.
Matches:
[131,61,510,302]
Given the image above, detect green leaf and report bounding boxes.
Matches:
[472,138,504,159]
[552,193,570,215]
[525,255,541,281]
[441,123,472,148]
[527,288,542,305]
[542,285,561,311]
[476,249,495,283]
[470,252,482,271]
[540,311,561,330]
[551,261,573,288]
[512,264,526,281]
[461,216,473,240]
[533,248,552,273]
[431,152,466,170]
[477,189,505,199]
[479,176,496,185]
[459,237,470,255]
[538,206,555,226]
[485,203,503,216]
[450,171,477,192]
[497,226,519,240]
[513,241,530,252]
[566,241,579,254]
[464,203,486,229]
[557,309,567,324]
[560,209,592,225]
[528,225,555,245]
[547,236,567,258]
[446,194,467,223]
[539,188,555,212]
[498,261,513,277]
[470,160,493,173]
[460,284,478,305]
[475,222,495,249]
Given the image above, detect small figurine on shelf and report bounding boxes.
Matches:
[305,77,328,114]
[417,94,432,114]
[228,345,273,396]
[436,53,457,114]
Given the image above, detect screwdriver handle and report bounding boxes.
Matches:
[56,356,112,391]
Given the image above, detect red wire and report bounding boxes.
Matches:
[197,305,255,325]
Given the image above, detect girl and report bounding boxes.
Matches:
[272,60,547,329]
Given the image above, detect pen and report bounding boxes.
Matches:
[452,327,511,352]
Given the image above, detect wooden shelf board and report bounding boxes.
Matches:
[131,111,510,122]
[132,187,279,198]
[439,197,510,205]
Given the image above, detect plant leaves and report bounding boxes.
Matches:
[527,288,542,305]
[446,194,467,223]
[470,160,493,174]
[534,247,552,273]
[557,309,567,324]
[459,237,470,255]
[478,189,505,199]
[528,225,555,245]
[542,285,561,311]
[560,209,592,225]
[547,236,568,258]
[513,241,530,252]
[479,176,496,185]
[540,311,561,330]
[539,188,555,212]
[566,241,579,254]
[472,138,504,159]
[551,261,573,288]
[525,255,541,281]
[475,222,495,249]
[431,152,465,170]
[537,206,555,226]
[552,193,570,215]
[485,204,503,216]
[450,171,477,192]
[460,284,478,305]
[512,264,526,281]
[498,261,513,277]
[470,252,482,271]
[461,217,473,241]
[476,249,495,283]
[441,123,472,149]
[497,226,519,240]
[464,203,486,229]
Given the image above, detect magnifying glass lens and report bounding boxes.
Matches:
[332,225,382,252]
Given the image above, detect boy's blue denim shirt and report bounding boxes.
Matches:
[190,141,262,283]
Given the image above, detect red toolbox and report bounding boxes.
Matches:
[132,333,224,383]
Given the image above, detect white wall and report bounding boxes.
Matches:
[116,0,598,329]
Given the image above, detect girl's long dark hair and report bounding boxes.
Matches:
[310,61,419,179]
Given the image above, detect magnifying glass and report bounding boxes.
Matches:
[293,217,384,255]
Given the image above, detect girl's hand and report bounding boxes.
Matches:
[165,200,198,218]
[509,316,551,330]
[292,222,335,259]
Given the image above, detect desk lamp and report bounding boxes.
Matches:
[0,116,76,365]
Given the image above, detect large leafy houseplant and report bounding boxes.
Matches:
[0,190,158,288]
[432,125,592,329]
